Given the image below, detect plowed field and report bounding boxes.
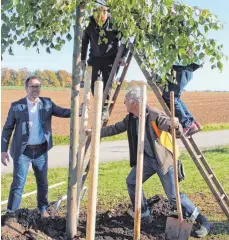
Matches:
[1,89,229,135]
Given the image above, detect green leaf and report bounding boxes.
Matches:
[160,5,168,16]
[46,47,51,54]
[199,52,205,60]
[103,37,108,44]
[164,0,173,7]
[8,47,13,55]
[204,25,209,33]
[66,33,72,41]
[217,61,223,71]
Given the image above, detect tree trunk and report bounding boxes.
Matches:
[66,3,85,238]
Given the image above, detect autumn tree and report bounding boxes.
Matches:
[57,70,72,87]
[1,68,12,86]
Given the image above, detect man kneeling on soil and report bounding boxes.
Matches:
[87,87,210,237]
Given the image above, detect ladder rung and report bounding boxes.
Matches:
[197,155,202,160]
[220,194,225,200]
[208,174,214,179]
[105,100,114,104]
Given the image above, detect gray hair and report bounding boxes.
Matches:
[126,86,147,103]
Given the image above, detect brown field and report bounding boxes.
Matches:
[1,89,229,135]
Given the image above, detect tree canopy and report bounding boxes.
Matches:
[1,0,227,82]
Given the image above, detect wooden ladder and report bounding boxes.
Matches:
[77,43,229,223]
[132,45,229,219]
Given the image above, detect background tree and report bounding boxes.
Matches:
[1,0,227,82]
[57,70,72,87]
[1,68,12,86]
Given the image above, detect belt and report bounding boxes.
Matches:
[26,141,47,150]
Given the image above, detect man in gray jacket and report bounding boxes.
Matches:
[87,87,210,238]
[1,76,70,218]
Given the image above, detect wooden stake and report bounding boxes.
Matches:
[86,80,103,240]
[134,85,147,240]
[76,67,92,229]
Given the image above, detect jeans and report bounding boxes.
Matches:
[162,70,195,128]
[7,152,48,213]
[126,153,200,220]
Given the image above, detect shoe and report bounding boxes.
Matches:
[41,211,49,218]
[195,121,203,130]
[2,210,17,225]
[183,122,200,136]
[127,208,152,226]
[194,214,211,238]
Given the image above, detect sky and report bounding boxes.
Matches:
[1,0,229,91]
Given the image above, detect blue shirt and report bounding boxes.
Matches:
[27,97,46,145]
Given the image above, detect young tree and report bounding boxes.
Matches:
[1,0,227,237]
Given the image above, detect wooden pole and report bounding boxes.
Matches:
[134,85,147,240]
[76,67,92,229]
[170,91,183,222]
[66,3,85,238]
[86,80,103,240]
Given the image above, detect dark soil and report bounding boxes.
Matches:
[1,195,194,240]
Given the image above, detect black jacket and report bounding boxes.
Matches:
[81,16,127,61]
[101,107,183,174]
[1,97,70,161]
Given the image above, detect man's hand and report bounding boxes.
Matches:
[1,152,9,166]
[170,117,179,130]
[85,128,92,137]
[119,57,126,67]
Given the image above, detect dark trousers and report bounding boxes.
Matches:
[88,56,115,102]
[126,153,199,220]
[162,70,195,128]
[7,146,48,213]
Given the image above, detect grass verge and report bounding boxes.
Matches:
[1,146,229,239]
[53,123,229,145]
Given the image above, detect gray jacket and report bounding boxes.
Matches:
[101,107,182,175]
[1,97,70,161]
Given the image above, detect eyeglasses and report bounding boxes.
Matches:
[28,85,41,89]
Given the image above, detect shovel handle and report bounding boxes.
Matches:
[170,91,183,222]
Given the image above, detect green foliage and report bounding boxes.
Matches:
[2,145,229,239]
[1,0,227,83]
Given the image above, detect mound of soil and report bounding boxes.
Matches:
[1,195,181,240]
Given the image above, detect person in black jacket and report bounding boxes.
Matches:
[81,6,127,99]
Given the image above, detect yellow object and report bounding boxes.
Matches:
[152,121,180,158]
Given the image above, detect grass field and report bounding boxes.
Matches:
[1,146,229,239]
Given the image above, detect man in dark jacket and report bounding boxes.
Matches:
[1,76,70,218]
[86,87,210,238]
[81,6,127,98]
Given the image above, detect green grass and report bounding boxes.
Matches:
[53,123,229,145]
[202,123,229,132]
[1,146,229,239]
[2,86,70,90]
